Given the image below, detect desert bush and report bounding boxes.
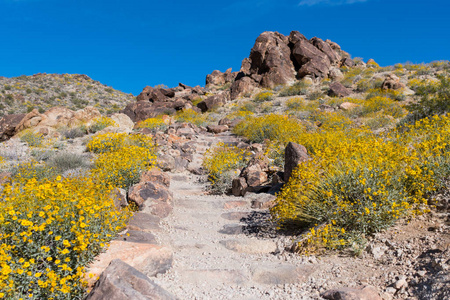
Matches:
[233,114,304,144]
[19,130,43,147]
[87,132,156,190]
[174,109,209,127]
[366,88,405,101]
[88,117,117,134]
[31,149,57,162]
[86,132,126,153]
[47,152,90,173]
[0,174,131,299]
[364,114,394,130]
[254,91,274,102]
[279,81,310,97]
[135,117,168,132]
[350,96,405,119]
[10,160,58,182]
[61,127,86,139]
[203,143,250,194]
[308,90,324,100]
[271,114,450,253]
[406,72,450,122]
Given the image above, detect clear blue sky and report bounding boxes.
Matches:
[0,0,448,95]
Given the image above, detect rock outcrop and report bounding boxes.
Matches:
[230,31,351,99]
[0,106,102,140]
[122,85,205,123]
[206,68,237,89]
[0,113,26,141]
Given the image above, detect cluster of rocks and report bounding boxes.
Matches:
[207,31,353,99]
[0,106,102,141]
[231,142,309,202]
[122,83,206,123]
[87,168,176,299]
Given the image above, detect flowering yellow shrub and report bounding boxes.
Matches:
[254,91,274,102]
[135,117,167,131]
[91,145,156,190]
[226,109,254,120]
[0,176,130,299]
[233,114,304,144]
[86,132,126,153]
[174,109,209,126]
[88,116,117,133]
[87,133,156,189]
[271,114,450,252]
[203,143,250,194]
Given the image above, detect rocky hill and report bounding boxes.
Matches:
[0,73,134,117]
[0,31,448,300]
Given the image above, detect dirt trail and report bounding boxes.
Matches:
[153,132,322,299]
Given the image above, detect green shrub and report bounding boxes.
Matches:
[406,72,450,121]
[233,114,304,144]
[254,91,274,102]
[279,81,310,97]
[48,152,90,173]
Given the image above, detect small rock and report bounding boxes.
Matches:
[322,285,382,300]
[394,279,407,290]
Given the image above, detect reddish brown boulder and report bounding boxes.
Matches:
[230,76,258,99]
[284,142,309,182]
[322,285,382,300]
[128,182,173,218]
[249,31,297,88]
[197,92,230,112]
[328,81,352,97]
[206,68,237,88]
[310,37,340,65]
[137,86,174,102]
[206,125,229,134]
[0,113,26,141]
[122,101,176,123]
[140,169,170,187]
[241,163,268,187]
[232,177,248,197]
[230,30,348,99]
[340,57,355,68]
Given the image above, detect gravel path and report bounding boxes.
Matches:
[152,133,323,299]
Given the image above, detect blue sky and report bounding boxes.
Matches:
[0,0,448,95]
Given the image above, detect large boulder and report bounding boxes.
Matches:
[197,92,230,112]
[136,86,175,102]
[86,259,177,300]
[206,68,237,88]
[0,113,26,141]
[128,182,173,218]
[284,142,310,182]
[248,31,297,88]
[122,101,176,123]
[328,82,352,97]
[230,31,347,99]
